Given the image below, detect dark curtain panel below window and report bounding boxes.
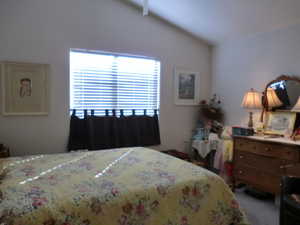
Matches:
[68,114,161,151]
[68,115,89,151]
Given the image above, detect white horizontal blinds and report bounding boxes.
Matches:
[70,50,160,117]
[116,56,160,111]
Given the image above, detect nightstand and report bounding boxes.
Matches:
[0,144,10,158]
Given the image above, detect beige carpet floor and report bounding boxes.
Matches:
[235,188,279,225]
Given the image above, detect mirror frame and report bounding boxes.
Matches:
[261,75,300,121]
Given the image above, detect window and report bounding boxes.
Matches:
[70,49,160,117]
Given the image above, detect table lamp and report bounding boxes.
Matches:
[292,97,300,112]
[266,87,282,109]
[242,89,262,128]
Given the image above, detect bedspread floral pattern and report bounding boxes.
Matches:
[0,148,249,225]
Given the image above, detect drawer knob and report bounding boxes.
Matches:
[239,170,243,174]
[239,155,244,159]
[265,147,271,151]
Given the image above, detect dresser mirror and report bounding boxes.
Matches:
[263,75,300,111]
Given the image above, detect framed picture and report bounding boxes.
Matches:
[1,62,49,115]
[264,111,296,135]
[174,69,200,105]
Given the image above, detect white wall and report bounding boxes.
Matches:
[0,0,212,156]
[213,23,300,126]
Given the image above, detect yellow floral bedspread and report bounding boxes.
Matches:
[0,147,249,225]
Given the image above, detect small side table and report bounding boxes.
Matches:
[0,144,10,158]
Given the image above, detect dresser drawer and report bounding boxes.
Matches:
[234,165,281,193]
[235,138,256,151]
[235,138,299,161]
[235,151,288,174]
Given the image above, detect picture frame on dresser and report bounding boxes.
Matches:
[1,61,49,116]
[264,111,296,136]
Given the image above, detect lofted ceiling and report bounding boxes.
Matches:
[129,0,300,45]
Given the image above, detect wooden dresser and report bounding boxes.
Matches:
[233,136,300,194]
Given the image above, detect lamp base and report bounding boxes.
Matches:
[248,112,254,128]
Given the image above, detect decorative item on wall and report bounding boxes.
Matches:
[264,111,296,136]
[174,68,200,105]
[1,62,49,115]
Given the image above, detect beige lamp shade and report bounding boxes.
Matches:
[292,97,300,112]
[266,88,282,108]
[241,89,262,109]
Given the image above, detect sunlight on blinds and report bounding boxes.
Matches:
[70,50,160,116]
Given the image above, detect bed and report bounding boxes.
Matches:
[0,147,249,225]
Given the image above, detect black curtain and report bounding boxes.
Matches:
[68,113,161,151]
[67,115,89,151]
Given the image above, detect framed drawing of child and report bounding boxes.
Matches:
[1,62,49,115]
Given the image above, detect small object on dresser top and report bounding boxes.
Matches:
[262,134,283,138]
[232,126,254,136]
[291,128,300,141]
